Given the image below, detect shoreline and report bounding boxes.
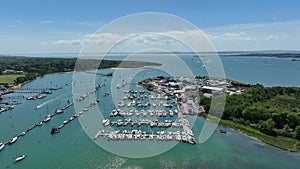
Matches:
[198,113,300,152]
[1,57,162,96]
[218,118,300,152]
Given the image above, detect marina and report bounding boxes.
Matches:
[93,77,209,145]
[92,75,250,146]
[1,0,300,167]
[0,70,253,165]
[0,61,299,168]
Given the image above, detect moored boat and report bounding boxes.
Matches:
[0,142,5,150]
[9,136,18,144]
[19,131,26,136]
[15,155,26,162]
[51,127,59,134]
[55,109,64,114]
[63,120,69,124]
[36,121,43,126]
[43,114,51,122]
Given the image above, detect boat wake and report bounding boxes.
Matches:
[35,96,62,109]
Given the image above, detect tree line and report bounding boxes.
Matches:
[200,84,300,140]
[0,56,160,84]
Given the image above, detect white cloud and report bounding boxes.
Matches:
[40,20,56,24]
[264,35,279,40]
[123,32,177,44]
[45,20,300,52]
[52,39,85,45]
[208,32,252,41]
[50,33,123,46]
[204,20,300,50]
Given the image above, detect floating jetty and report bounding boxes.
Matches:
[102,118,184,128]
[109,109,176,117]
[26,94,47,100]
[0,101,22,105]
[93,129,196,144]
[24,87,61,101]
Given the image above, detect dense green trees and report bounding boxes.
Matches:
[258,119,276,136]
[1,56,159,84]
[14,74,36,84]
[272,112,287,129]
[0,56,76,80]
[295,126,300,140]
[200,84,300,140]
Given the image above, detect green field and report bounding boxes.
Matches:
[0,74,25,84]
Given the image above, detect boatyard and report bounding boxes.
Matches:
[92,76,247,145]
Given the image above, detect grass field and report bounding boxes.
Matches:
[0,74,25,84]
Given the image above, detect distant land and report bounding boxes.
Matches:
[0,56,161,86]
[2,50,300,59]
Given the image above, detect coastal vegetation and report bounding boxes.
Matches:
[0,56,160,85]
[200,84,300,152]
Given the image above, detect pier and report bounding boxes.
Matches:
[93,129,196,144]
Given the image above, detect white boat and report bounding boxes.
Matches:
[9,136,18,144]
[117,101,125,107]
[26,96,34,100]
[15,155,26,162]
[102,119,108,124]
[36,121,43,126]
[43,114,51,122]
[0,142,5,150]
[63,120,69,124]
[55,109,64,114]
[37,94,46,99]
[20,131,26,136]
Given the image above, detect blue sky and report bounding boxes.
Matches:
[1,0,300,54]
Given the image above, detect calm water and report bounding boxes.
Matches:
[0,56,300,169]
